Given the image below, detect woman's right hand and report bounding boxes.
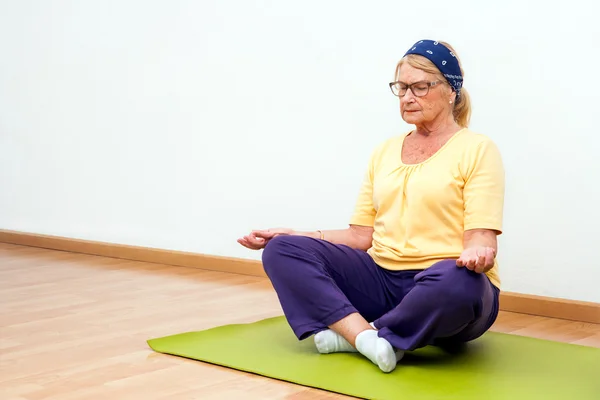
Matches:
[237,228,295,250]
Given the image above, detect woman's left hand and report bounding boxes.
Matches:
[456,246,496,273]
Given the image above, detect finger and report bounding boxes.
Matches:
[243,235,266,249]
[485,248,495,270]
[477,252,486,267]
[463,254,475,270]
[473,249,494,273]
[456,257,465,267]
[247,234,266,245]
[474,258,486,273]
[237,238,261,250]
[475,253,486,273]
[469,256,477,271]
[252,230,275,239]
[470,248,482,272]
[239,237,263,250]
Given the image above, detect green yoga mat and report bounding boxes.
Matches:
[147,316,600,399]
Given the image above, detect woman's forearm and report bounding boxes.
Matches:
[463,229,498,252]
[293,226,373,251]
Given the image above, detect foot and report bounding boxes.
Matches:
[355,329,402,373]
[314,329,358,354]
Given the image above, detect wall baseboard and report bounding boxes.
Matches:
[1,229,599,324]
[0,229,265,277]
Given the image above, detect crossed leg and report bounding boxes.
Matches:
[261,236,499,372]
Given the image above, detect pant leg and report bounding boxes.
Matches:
[373,259,500,351]
[261,235,397,340]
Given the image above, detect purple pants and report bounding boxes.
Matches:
[261,235,499,351]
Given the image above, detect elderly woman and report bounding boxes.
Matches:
[238,39,504,373]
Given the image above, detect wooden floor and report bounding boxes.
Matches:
[1,243,599,400]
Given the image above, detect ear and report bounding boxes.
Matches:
[449,90,457,105]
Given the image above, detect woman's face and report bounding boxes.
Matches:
[397,63,454,126]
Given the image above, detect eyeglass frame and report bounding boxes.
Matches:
[388,80,447,97]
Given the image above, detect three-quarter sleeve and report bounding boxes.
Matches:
[462,139,505,233]
[349,155,377,227]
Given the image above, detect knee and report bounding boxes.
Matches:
[262,235,304,258]
[261,235,289,268]
[261,235,313,273]
[417,259,487,305]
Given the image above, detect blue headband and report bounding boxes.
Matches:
[403,40,463,98]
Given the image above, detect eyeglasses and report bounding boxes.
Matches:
[389,80,445,97]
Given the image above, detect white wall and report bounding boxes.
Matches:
[1,0,598,303]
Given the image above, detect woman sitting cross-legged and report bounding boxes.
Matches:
[238,39,505,373]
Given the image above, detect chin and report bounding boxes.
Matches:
[402,113,423,125]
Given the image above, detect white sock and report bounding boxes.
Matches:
[355,329,400,373]
[314,329,358,354]
[368,322,404,362]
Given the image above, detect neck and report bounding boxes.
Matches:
[413,114,460,138]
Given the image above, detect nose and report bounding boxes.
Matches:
[401,87,416,103]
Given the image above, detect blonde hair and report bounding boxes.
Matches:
[395,42,471,128]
